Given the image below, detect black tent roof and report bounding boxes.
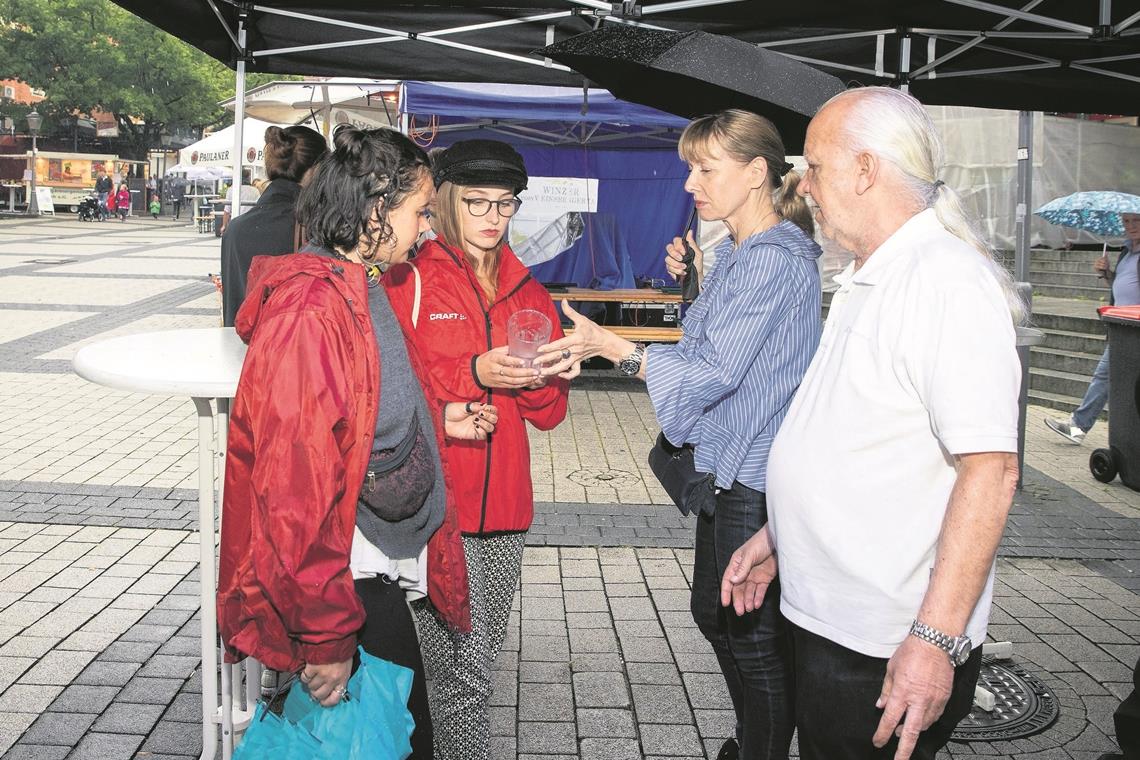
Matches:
[111,0,1140,113]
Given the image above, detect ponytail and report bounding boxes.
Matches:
[931,182,1028,324]
[775,169,813,237]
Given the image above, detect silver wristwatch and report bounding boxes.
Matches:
[617,343,646,376]
[909,620,972,667]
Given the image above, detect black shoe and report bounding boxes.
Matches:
[716,739,739,760]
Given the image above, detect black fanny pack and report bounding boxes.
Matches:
[359,413,434,523]
[647,432,715,517]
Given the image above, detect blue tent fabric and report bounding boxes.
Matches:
[402,82,690,287]
[401,81,688,130]
[528,214,635,289]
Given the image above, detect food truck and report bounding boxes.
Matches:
[24,152,147,211]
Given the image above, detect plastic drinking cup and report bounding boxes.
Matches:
[507,309,553,367]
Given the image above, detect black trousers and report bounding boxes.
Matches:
[791,624,982,760]
[355,577,433,760]
[691,484,794,760]
[1111,655,1140,759]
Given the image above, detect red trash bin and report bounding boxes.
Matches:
[1091,304,1140,491]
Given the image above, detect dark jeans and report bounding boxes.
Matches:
[1106,655,1140,759]
[355,577,433,760]
[791,624,982,760]
[691,482,793,760]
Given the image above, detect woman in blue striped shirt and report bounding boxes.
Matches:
[537,109,822,760]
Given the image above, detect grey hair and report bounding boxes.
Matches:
[823,87,1027,324]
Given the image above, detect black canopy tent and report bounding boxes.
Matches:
[109,0,1140,295]
[111,0,1140,108]
[106,5,1140,755]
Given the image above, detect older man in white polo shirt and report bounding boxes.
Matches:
[721,87,1023,760]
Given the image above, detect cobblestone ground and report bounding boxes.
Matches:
[0,216,1136,759]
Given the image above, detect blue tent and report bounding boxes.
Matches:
[400,81,690,288]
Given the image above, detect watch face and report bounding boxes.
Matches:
[950,637,972,667]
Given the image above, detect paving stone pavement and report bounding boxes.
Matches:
[0,216,1137,759]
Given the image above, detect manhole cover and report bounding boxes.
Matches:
[24,258,77,265]
[566,468,641,488]
[951,657,1059,742]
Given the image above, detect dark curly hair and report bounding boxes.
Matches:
[296,125,430,257]
[263,125,328,183]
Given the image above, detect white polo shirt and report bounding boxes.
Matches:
[767,209,1020,659]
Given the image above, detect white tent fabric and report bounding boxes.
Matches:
[222,78,398,132]
[163,163,231,180]
[178,118,282,172]
[932,107,1140,250]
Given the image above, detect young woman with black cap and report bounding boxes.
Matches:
[385,138,569,760]
[218,127,497,759]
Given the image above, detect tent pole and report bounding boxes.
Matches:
[898,31,912,92]
[231,19,248,221]
[1014,109,1034,488]
[1014,110,1032,284]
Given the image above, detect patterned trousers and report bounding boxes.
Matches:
[414,532,525,760]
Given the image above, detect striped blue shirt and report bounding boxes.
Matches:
[645,220,822,492]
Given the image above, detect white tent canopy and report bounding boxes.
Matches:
[222,78,399,134]
[163,163,231,180]
[178,117,283,173]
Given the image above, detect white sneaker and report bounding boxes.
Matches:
[1044,416,1086,444]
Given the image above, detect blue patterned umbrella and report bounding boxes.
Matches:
[1034,191,1140,238]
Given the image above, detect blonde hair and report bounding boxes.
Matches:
[679,109,813,236]
[822,87,1026,323]
[433,180,503,298]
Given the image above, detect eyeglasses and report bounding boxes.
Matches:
[461,197,522,218]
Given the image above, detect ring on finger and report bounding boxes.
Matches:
[561,349,571,361]
[464,401,475,415]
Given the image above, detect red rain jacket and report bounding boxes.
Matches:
[217,253,470,673]
[385,240,568,534]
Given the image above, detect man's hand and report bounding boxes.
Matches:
[719,525,778,616]
[872,635,954,760]
[301,658,352,708]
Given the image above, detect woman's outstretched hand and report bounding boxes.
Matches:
[444,402,498,440]
[534,300,624,380]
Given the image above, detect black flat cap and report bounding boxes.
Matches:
[432,139,528,194]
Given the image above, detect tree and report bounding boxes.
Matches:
[0,0,284,158]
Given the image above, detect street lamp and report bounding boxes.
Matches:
[25,109,42,216]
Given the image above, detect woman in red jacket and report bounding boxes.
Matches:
[385,139,569,760]
[218,127,496,758]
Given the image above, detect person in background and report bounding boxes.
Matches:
[115,182,131,222]
[221,125,328,326]
[722,86,1024,760]
[385,139,569,760]
[218,126,495,759]
[220,168,261,234]
[94,169,113,221]
[536,109,819,760]
[1045,212,1140,443]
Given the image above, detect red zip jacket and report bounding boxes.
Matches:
[218,253,470,673]
[385,240,569,534]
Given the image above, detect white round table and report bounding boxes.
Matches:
[74,328,251,760]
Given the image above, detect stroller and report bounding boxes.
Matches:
[77,194,100,222]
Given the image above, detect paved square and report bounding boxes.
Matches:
[0,215,1136,760]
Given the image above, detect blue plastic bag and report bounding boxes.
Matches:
[234,648,415,760]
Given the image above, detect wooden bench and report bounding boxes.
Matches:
[565,325,682,343]
[550,287,683,343]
